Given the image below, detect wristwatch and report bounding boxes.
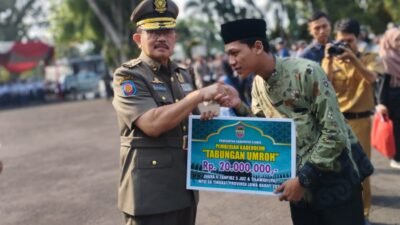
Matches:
[298,163,319,188]
[298,171,312,188]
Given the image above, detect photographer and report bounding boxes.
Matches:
[321,18,384,223]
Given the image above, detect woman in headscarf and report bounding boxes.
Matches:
[376,27,400,169]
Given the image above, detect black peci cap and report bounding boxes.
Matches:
[220,18,267,44]
[130,0,179,30]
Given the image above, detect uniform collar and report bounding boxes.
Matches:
[311,39,329,50]
[139,52,179,74]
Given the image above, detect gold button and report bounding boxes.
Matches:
[183,126,187,131]
[152,160,157,166]
[175,99,179,103]
[162,96,166,100]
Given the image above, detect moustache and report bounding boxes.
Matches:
[155,43,169,49]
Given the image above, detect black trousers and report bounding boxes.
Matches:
[124,205,197,225]
[290,185,364,225]
[392,116,400,161]
[387,87,400,161]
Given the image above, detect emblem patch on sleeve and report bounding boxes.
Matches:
[121,80,137,96]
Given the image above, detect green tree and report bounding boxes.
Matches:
[0,68,11,82]
[49,0,400,68]
[0,0,40,41]
[183,0,264,56]
[176,18,222,58]
[185,0,263,24]
[266,0,399,40]
[383,0,400,22]
[51,0,141,68]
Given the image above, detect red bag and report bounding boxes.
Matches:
[371,112,396,158]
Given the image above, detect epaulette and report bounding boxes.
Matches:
[114,59,142,83]
[176,64,188,70]
[178,65,193,76]
[122,58,142,69]
[360,52,377,57]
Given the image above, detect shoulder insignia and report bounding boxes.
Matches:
[176,72,185,83]
[176,63,189,70]
[114,73,135,84]
[114,77,125,84]
[361,52,373,56]
[122,59,142,69]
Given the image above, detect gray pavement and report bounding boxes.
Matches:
[0,99,399,225]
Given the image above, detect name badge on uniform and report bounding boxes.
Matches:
[151,77,167,92]
[152,83,167,92]
[181,83,193,92]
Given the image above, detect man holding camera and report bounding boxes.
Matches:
[321,18,384,221]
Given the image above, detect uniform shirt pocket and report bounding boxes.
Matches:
[136,149,173,169]
[154,90,174,106]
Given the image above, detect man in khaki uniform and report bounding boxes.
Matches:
[112,1,226,224]
[216,18,371,225]
[321,18,384,221]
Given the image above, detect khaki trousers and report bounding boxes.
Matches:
[347,116,372,217]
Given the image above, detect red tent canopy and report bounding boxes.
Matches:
[0,41,54,74]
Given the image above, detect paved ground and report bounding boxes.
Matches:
[0,99,399,225]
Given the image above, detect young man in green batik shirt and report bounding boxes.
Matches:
[215,18,372,225]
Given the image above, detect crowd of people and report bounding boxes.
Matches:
[176,30,387,92]
[0,72,114,109]
[3,1,398,224]
[0,78,46,108]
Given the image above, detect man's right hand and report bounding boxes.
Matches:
[324,43,334,59]
[198,82,226,102]
[275,177,305,202]
[214,84,241,109]
[376,104,388,117]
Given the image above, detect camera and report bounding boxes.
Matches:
[327,41,348,56]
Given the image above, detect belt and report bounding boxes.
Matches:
[343,111,372,120]
[120,135,188,150]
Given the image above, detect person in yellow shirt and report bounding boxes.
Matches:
[321,18,384,222]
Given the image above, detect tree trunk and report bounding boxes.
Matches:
[85,0,127,63]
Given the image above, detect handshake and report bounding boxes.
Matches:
[195,82,241,119]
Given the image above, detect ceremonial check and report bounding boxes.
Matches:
[187,115,296,195]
